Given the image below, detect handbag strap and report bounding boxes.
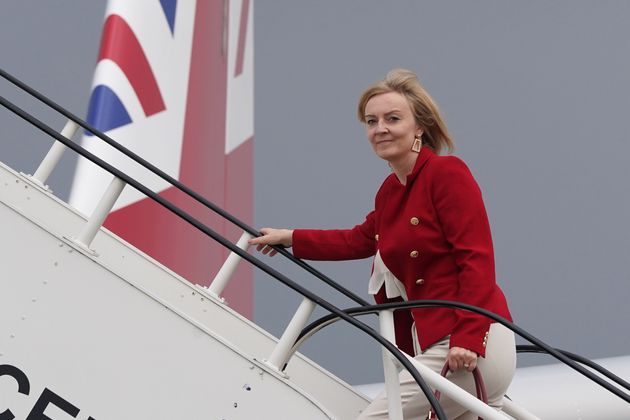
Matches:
[426,362,488,420]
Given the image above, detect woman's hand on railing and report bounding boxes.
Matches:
[249,228,294,256]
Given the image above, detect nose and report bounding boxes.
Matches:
[375,120,388,133]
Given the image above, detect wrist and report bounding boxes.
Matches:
[284,229,294,247]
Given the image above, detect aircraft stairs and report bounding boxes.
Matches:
[1,68,629,419]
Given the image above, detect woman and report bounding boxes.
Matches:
[250,69,516,419]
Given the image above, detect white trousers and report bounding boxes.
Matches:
[357,323,516,419]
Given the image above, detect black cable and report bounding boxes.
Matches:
[0,67,369,307]
[289,300,630,405]
[0,94,447,419]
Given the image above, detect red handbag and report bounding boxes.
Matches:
[427,363,488,420]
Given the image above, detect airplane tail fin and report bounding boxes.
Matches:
[69,0,254,317]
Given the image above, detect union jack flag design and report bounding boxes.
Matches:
[70,0,254,318]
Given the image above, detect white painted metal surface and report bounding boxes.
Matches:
[208,230,254,299]
[0,162,369,419]
[502,398,541,420]
[266,298,317,372]
[31,120,79,187]
[379,309,403,420]
[74,176,125,249]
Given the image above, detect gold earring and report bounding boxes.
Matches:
[411,134,422,153]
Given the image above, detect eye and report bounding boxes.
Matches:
[387,115,400,122]
[366,118,377,126]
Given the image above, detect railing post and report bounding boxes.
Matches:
[207,230,254,299]
[74,176,126,249]
[32,120,79,187]
[265,297,317,372]
[379,309,404,420]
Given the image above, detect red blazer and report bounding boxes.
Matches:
[292,147,512,357]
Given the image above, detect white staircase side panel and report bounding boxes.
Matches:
[0,161,369,419]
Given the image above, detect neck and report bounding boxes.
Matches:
[389,151,419,185]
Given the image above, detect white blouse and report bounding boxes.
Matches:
[368,250,408,301]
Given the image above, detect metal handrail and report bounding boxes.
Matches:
[0,66,369,307]
[0,92,447,419]
[288,300,630,404]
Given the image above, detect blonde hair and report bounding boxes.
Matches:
[357,69,454,154]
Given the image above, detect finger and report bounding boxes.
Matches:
[262,245,277,256]
[462,358,476,371]
[458,357,473,371]
[250,228,271,246]
[462,351,477,371]
[447,357,458,372]
[447,351,463,371]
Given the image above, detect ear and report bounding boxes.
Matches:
[415,124,424,138]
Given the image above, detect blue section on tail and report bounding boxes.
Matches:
[159,0,177,35]
[86,85,132,135]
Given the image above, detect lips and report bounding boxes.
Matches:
[375,139,394,146]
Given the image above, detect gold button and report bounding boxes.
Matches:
[410,250,419,258]
[374,234,379,241]
[410,217,420,226]
[415,278,425,285]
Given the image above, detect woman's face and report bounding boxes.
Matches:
[364,91,421,163]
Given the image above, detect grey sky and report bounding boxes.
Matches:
[1,1,629,385]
